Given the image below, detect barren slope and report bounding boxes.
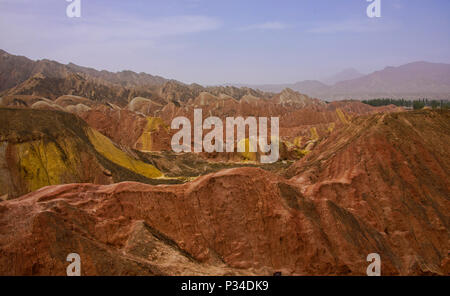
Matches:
[0,110,448,275]
[0,108,164,199]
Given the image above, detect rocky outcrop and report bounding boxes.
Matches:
[0,108,163,198]
[286,110,450,275]
[79,106,172,152]
[127,97,163,116]
[79,106,149,149]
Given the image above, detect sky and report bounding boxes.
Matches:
[0,0,450,85]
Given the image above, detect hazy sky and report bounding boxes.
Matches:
[1,0,450,85]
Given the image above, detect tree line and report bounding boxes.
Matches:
[362,98,450,110]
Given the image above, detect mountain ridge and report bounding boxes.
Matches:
[321,68,364,85]
[227,61,450,100]
[0,49,169,91]
[0,49,273,106]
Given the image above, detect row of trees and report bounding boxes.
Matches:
[362,98,450,110]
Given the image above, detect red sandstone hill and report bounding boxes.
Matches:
[0,110,448,275]
[1,86,400,162]
[76,90,399,162]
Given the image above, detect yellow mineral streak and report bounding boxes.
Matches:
[310,127,319,141]
[87,128,162,178]
[237,138,257,161]
[293,136,302,148]
[328,122,336,133]
[298,149,311,156]
[336,108,350,124]
[16,139,79,192]
[135,117,168,152]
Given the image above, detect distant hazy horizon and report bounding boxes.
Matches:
[1,0,450,85]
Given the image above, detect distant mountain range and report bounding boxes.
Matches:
[0,49,168,92]
[2,49,449,102]
[321,68,364,85]
[229,62,450,100]
[0,49,268,106]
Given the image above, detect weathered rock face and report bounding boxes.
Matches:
[153,94,399,161]
[0,168,374,275]
[1,110,448,276]
[0,50,167,106]
[0,108,163,199]
[0,94,101,115]
[159,81,271,104]
[126,97,163,116]
[285,110,450,275]
[0,107,295,199]
[79,106,149,149]
[79,106,173,152]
